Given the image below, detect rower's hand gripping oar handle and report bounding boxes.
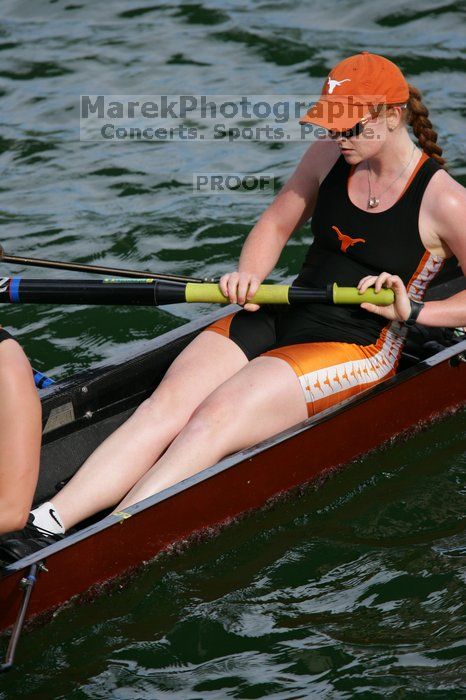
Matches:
[185,282,395,306]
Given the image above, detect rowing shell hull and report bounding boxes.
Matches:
[0,326,465,634]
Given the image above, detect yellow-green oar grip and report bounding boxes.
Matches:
[185,283,230,303]
[185,283,290,304]
[248,285,290,304]
[333,283,395,306]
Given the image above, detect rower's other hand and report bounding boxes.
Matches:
[219,271,261,312]
[357,272,411,322]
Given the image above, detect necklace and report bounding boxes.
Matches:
[366,143,417,209]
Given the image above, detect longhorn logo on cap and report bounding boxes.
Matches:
[327,77,351,94]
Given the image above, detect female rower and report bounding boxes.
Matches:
[1,52,465,559]
[0,330,41,535]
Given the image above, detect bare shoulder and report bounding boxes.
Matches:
[424,167,466,218]
[423,167,466,265]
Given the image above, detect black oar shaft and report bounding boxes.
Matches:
[0,278,186,306]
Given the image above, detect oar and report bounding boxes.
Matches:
[0,278,395,306]
[0,246,206,284]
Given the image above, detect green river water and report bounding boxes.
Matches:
[0,1,465,697]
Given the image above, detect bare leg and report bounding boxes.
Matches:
[0,340,42,534]
[117,356,307,509]
[52,331,248,529]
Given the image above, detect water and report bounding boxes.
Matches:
[0,0,465,696]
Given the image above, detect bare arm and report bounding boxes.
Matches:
[0,340,41,534]
[360,171,466,327]
[221,141,339,307]
[417,178,466,326]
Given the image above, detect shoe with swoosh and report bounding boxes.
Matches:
[0,514,65,565]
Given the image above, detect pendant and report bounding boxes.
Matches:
[367,196,379,209]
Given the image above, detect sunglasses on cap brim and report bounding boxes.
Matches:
[327,103,407,140]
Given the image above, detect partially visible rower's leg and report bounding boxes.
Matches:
[117,356,307,509]
[0,340,42,534]
[52,331,248,530]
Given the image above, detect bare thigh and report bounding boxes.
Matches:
[153,328,249,420]
[185,354,309,451]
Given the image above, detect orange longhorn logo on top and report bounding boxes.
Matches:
[332,225,366,253]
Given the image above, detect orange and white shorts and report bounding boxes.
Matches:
[204,308,406,418]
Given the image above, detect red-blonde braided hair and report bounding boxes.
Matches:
[406,84,446,167]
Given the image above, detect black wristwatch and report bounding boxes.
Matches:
[405,300,425,327]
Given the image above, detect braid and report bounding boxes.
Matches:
[406,83,446,167]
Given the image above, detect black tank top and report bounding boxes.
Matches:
[292,153,454,345]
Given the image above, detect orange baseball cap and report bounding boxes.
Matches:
[299,52,409,131]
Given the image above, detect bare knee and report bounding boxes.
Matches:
[134,367,203,425]
[186,396,235,438]
[132,389,187,436]
[0,339,36,387]
[0,340,41,412]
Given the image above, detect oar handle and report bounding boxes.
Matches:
[185,283,395,306]
[332,283,394,306]
[185,283,290,304]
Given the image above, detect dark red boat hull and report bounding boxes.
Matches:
[1,343,464,634]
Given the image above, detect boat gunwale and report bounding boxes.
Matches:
[3,334,465,577]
